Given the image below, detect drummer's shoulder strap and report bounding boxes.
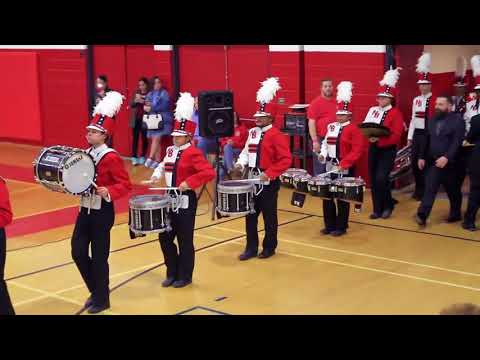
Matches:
[96,148,118,166]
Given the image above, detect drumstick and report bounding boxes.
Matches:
[83,173,98,188]
[223,179,262,184]
[141,180,155,185]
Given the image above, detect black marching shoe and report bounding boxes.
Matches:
[172,279,192,288]
[331,230,346,237]
[321,229,333,235]
[84,296,93,309]
[462,222,478,232]
[162,277,176,288]
[446,214,462,223]
[370,213,381,220]
[87,301,110,314]
[239,250,258,261]
[258,249,276,259]
[381,208,393,219]
[415,213,427,226]
[392,198,399,205]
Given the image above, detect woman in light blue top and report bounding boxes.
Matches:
[144,76,173,169]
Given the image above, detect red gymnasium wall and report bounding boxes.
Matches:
[0,47,89,148]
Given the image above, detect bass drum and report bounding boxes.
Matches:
[33,145,96,195]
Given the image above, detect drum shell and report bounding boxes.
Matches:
[280,168,307,188]
[217,182,254,216]
[129,195,171,234]
[333,178,365,204]
[307,178,334,200]
[293,174,312,193]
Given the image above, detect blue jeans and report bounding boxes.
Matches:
[223,144,241,171]
[312,136,326,176]
[197,137,218,157]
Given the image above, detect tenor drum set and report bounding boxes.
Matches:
[280,168,366,208]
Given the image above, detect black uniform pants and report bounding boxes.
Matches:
[245,179,280,253]
[411,129,426,197]
[455,146,473,194]
[71,201,115,306]
[368,144,397,215]
[0,228,14,315]
[323,169,354,232]
[132,119,148,158]
[417,162,462,218]
[465,177,480,225]
[159,191,197,281]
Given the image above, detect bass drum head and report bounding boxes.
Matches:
[62,151,96,194]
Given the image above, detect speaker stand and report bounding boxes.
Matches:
[211,136,222,221]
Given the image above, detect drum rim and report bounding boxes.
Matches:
[217,183,254,193]
[216,209,253,216]
[129,225,170,235]
[129,195,171,209]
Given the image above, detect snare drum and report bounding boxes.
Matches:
[333,177,365,204]
[129,194,171,235]
[307,176,334,200]
[33,146,96,195]
[280,168,308,188]
[216,181,255,216]
[292,174,312,193]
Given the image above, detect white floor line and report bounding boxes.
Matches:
[214,225,480,278]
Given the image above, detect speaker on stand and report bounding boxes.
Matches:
[197,91,235,220]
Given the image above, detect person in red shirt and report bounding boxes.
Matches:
[72,92,132,314]
[233,77,292,260]
[307,79,337,175]
[362,68,405,220]
[318,82,366,236]
[0,176,14,315]
[220,112,249,179]
[150,92,215,288]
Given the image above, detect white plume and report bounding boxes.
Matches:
[174,92,195,121]
[471,55,480,77]
[336,81,353,103]
[379,68,400,88]
[416,53,431,74]
[256,77,281,104]
[92,91,124,117]
[455,56,467,78]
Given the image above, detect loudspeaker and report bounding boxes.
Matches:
[198,90,234,137]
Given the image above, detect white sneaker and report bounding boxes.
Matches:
[131,157,138,166]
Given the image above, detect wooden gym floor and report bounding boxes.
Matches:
[2,141,480,315]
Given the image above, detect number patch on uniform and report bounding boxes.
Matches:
[373,110,380,118]
[415,99,422,107]
[167,148,174,157]
[329,124,336,132]
[251,130,257,139]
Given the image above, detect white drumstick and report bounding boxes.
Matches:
[224,179,262,184]
[83,173,98,188]
[141,180,155,185]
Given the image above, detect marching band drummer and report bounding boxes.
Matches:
[150,92,215,289]
[317,82,365,237]
[362,68,405,220]
[0,176,14,315]
[72,91,132,314]
[232,77,292,261]
[407,53,434,201]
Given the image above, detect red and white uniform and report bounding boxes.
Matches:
[464,98,479,135]
[320,121,365,172]
[363,105,404,147]
[236,124,292,180]
[407,93,433,141]
[153,142,215,189]
[0,177,12,229]
[85,144,132,202]
[220,123,249,149]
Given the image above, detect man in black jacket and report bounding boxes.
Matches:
[462,113,480,231]
[416,95,465,226]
